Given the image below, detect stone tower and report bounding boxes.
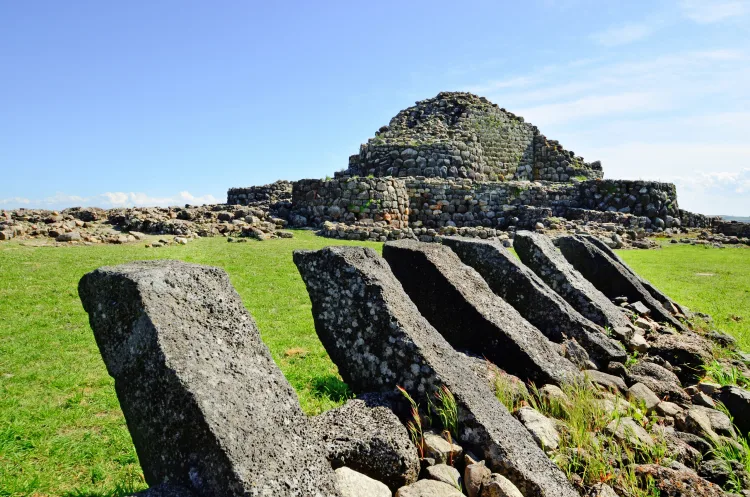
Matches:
[345,92,603,182]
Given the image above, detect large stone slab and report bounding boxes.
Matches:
[442,237,626,366]
[382,240,580,385]
[582,235,689,316]
[556,235,686,330]
[513,231,631,329]
[79,260,339,497]
[294,246,578,497]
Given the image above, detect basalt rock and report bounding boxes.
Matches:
[442,237,625,366]
[78,260,339,497]
[382,240,581,385]
[310,398,420,491]
[294,246,579,497]
[513,231,631,329]
[556,235,686,330]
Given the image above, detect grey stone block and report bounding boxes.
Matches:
[441,237,625,366]
[382,240,580,385]
[294,246,578,497]
[79,260,339,497]
[556,235,686,330]
[310,398,420,491]
[513,231,631,329]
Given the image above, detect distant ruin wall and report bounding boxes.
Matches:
[715,220,750,237]
[226,180,292,206]
[291,177,409,228]
[282,177,709,230]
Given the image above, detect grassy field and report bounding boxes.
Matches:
[619,244,750,349]
[0,233,747,496]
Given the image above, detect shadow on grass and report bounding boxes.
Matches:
[311,374,353,404]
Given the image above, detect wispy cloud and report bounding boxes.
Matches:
[680,0,750,23]
[590,22,657,46]
[0,191,220,210]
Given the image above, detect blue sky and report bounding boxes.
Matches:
[1,0,748,215]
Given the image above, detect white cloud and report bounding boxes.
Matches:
[590,22,656,46]
[0,191,220,210]
[680,0,749,23]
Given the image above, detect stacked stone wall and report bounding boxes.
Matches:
[227,180,292,206]
[715,220,750,237]
[291,177,409,228]
[577,180,681,228]
[345,92,602,182]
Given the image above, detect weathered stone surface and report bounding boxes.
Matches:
[310,398,420,490]
[677,406,736,440]
[557,235,686,330]
[515,407,559,450]
[628,360,689,403]
[586,370,627,394]
[717,386,750,436]
[425,464,461,487]
[442,237,625,366]
[395,479,464,497]
[650,333,713,384]
[633,464,723,497]
[78,260,339,497]
[482,474,524,497]
[335,467,391,497]
[294,246,579,497]
[382,240,580,385]
[513,231,631,329]
[699,459,750,490]
[628,383,660,412]
[657,401,684,418]
[581,235,689,316]
[464,461,491,497]
[423,432,463,465]
[606,417,654,447]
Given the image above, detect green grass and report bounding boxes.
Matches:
[0,237,747,495]
[0,232,380,496]
[617,244,750,349]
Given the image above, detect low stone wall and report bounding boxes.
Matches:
[227,180,292,206]
[715,220,750,237]
[290,177,409,228]
[577,180,679,226]
[405,178,569,229]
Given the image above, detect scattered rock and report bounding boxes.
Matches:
[481,473,524,497]
[424,464,461,487]
[634,464,723,497]
[395,479,464,497]
[335,467,391,497]
[423,432,463,466]
[586,369,628,394]
[628,382,661,412]
[606,417,654,447]
[464,460,491,497]
[717,386,750,436]
[516,407,560,450]
[310,398,420,490]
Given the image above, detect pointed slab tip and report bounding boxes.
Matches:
[556,235,687,331]
[513,230,632,329]
[79,260,340,497]
[441,236,626,365]
[294,246,579,497]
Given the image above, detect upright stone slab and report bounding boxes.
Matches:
[294,247,578,497]
[382,240,580,384]
[582,235,689,316]
[556,236,686,330]
[442,237,626,365]
[78,260,339,497]
[513,230,631,329]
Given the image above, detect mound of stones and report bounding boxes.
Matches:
[78,230,749,496]
[0,202,290,245]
